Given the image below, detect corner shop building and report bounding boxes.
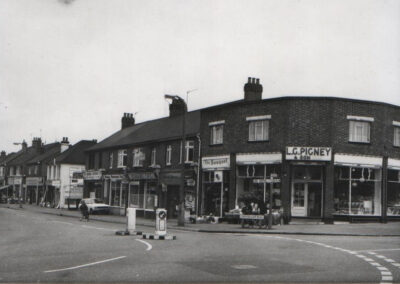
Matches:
[200,78,400,223]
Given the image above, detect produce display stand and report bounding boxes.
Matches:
[240,214,268,228]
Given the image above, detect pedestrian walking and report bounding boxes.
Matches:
[79,200,89,222]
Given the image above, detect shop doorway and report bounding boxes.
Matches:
[291,182,322,217]
[291,166,323,217]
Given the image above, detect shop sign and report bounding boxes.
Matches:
[236,153,282,164]
[83,170,102,180]
[104,174,126,180]
[26,177,43,186]
[48,180,61,187]
[202,155,230,170]
[253,178,281,184]
[128,172,157,180]
[8,177,22,185]
[186,179,196,186]
[214,171,223,182]
[286,147,332,161]
[65,185,83,199]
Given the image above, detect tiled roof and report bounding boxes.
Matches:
[0,152,18,165]
[8,143,59,166]
[54,140,97,164]
[26,144,61,165]
[87,111,200,151]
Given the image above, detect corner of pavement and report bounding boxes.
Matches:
[3,204,400,237]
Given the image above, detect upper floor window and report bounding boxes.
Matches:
[209,120,224,145]
[133,148,145,167]
[109,152,114,169]
[0,167,4,177]
[117,149,127,168]
[185,140,194,163]
[393,121,400,147]
[10,167,14,176]
[16,166,21,176]
[28,166,33,175]
[347,115,373,143]
[247,115,270,141]
[34,165,39,175]
[166,145,172,165]
[151,148,157,166]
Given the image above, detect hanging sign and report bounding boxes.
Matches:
[286,147,332,161]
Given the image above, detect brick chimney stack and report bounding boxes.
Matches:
[21,140,28,152]
[61,137,69,153]
[244,77,263,101]
[32,137,43,153]
[121,113,135,129]
[0,151,5,159]
[169,99,186,117]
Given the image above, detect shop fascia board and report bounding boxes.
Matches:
[334,153,382,168]
[236,152,282,165]
[388,158,400,170]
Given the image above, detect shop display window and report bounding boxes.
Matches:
[145,183,157,210]
[129,183,144,208]
[110,181,120,206]
[334,166,381,216]
[387,169,400,216]
[237,164,281,212]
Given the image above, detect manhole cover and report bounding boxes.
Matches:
[231,265,258,270]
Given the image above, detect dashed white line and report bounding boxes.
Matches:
[135,239,152,251]
[44,256,126,273]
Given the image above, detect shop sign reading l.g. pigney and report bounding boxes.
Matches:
[286,147,332,161]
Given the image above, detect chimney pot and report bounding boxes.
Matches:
[248,77,251,83]
[256,78,260,84]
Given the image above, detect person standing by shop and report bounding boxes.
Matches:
[79,200,89,222]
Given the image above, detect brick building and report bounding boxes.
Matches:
[84,104,201,218]
[200,77,400,223]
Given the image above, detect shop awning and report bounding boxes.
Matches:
[0,185,10,191]
[334,153,382,168]
[236,152,282,165]
[388,158,400,170]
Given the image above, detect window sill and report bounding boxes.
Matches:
[348,141,371,145]
[247,140,269,143]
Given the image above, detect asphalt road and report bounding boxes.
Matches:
[1,207,400,283]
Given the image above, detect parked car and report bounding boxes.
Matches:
[79,198,110,214]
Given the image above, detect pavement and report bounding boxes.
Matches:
[2,203,400,236]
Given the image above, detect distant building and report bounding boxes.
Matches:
[46,139,97,208]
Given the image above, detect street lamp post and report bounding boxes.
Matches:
[165,94,187,227]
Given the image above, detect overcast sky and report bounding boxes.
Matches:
[1,0,399,153]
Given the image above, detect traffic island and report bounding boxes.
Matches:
[142,233,176,240]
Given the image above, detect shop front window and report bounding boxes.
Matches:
[334,166,381,215]
[237,164,281,212]
[387,169,400,216]
[110,180,121,206]
[145,183,157,210]
[129,182,144,208]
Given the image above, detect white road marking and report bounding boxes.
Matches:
[232,265,257,270]
[81,225,115,232]
[135,239,152,251]
[251,235,396,284]
[51,220,74,225]
[44,256,126,273]
[356,248,400,253]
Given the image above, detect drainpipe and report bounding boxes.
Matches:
[196,133,201,216]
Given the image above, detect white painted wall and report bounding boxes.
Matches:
[59,164,86,208]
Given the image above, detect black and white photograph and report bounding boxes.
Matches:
[0,0,400,283]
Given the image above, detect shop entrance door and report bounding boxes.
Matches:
[291,182,322,217]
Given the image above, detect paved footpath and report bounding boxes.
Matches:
[2,204,400,236]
